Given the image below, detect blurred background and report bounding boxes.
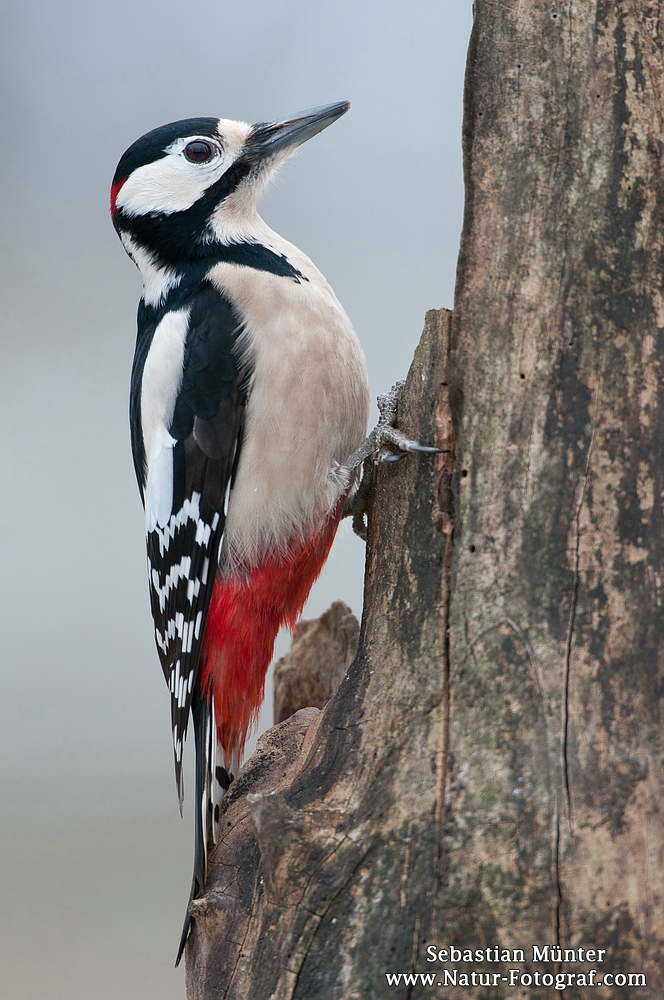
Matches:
[0,2,472,997]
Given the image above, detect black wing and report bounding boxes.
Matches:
[134,282,247,806]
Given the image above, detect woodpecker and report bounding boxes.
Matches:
[111,102,373,960]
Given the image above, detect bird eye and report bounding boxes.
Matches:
[184,140,214,163]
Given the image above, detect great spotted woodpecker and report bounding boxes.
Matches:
[111,103,371,960]
[111,102,439,963]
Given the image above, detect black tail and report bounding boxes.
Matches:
[175,690,232,967]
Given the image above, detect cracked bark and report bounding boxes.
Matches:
[446,1,664,995]
[185,3,664,997]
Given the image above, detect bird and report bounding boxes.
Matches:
[110,102,372,962]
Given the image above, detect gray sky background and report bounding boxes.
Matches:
[0,2,472,997]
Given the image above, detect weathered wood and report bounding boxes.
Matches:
[185,707,321,987]
[446,0,664,994]
[185,309,454,998]
[273,601,360,724]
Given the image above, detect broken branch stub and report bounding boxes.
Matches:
[273,600,359,724]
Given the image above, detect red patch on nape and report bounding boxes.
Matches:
[110,177,127,220]
[198,498,346,764]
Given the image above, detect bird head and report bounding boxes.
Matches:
[111,102,349,269]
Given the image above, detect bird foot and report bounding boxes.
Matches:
[342,380,444,539]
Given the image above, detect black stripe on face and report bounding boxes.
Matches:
[112,118,220,185]
[114,157,254,265]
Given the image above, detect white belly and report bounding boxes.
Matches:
[208,250,370,570]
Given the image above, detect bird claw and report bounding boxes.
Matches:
[376,424,443,461]
[345,381,444,473]
[342,380,445,537]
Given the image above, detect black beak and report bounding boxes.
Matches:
[250,101,350,161]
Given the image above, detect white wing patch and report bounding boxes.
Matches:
[142,304,190,533]
[141,307,190,516]
[145,438,177,531]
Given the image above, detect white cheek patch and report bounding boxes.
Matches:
[116,121,252,219]
[117,156,218,216]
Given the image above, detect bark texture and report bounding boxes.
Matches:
[446,0,664,994]
[273,601,360,724]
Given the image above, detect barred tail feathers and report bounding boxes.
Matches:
[176,689,232,967]
[176,503,343,966]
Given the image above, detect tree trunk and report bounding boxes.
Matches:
[185,3,664,996]
[446,1,664,993]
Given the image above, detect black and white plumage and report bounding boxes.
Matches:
[132,273,246,803]
[111,103,371,960]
